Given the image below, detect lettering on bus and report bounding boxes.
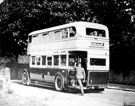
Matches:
[90,42,104,48]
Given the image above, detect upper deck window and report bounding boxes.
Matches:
[43,33,48,41]
[48,32,54,40]
[86,28,105,37]
[69,27,76,37]
[32,35,38,43]
[54,30,61,40]
[28,36,32,43]
[62,28,68,39]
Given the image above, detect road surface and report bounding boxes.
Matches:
[0,80,135,106]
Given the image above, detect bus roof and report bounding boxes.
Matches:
[28,21,108,36]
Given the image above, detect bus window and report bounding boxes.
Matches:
[43,33,48,41]
[48,32,54,40]
[47,57,52,66]
[32,56,35,65]
[86,28,105,37]
[90,58,106,66]
[28,36,32,43]
[37,57,41,65]
[61,28,68,39]
[68,55,76,66]
[93,31,98,36]
[54,30,61,40]
[33,35,38,43]
[69,27,76,37]
[38,34,42,42]
[60,55,66,67]
[42,56,46,65]
[54,55,59,66]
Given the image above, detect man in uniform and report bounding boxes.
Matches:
[75,62,85,95]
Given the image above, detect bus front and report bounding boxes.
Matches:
[85,23,109,90]
[68,22,109,90]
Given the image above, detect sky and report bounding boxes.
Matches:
[0,0,3,4]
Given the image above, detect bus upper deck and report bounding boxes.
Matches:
[28,21,109,43]
[27,21,109,55]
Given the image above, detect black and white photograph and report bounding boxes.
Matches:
[0,0,135,106]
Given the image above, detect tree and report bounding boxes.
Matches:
[0,0,96,58]
[1,0,135,71]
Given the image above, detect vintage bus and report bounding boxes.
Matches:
[22,21,109,91]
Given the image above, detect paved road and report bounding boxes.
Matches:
[108,83,135,92]
[0,80,135,106]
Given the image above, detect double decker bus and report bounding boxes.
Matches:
[22,21,109,91]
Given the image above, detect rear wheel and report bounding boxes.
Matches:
[54,75,64,91]
[22,71,30,86]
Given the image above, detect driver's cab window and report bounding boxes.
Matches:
[68,55,78,66]
[68,54,87,70]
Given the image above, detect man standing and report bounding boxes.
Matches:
[75,62,85,95]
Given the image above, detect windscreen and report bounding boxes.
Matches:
[86,28,105,37]
[90,58,106,66]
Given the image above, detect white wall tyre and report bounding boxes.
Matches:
[22,71,30,86]
[54,75,64,91]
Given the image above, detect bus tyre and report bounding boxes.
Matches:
[54,75,64,91]
[22,71,30,86]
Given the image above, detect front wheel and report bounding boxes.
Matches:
[22,71,30,86]
[54,75,64,91]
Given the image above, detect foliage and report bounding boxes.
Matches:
[0,0,96,57]
[0,0,135,70]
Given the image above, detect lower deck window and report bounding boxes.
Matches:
[32,56,35,65]
[54,55,59,66]
[60,55,66,67]
[47,57,52,66]
[37,57,41,65]
[68,55,76,66]
[90,58,106,66]
[42,56,46,65]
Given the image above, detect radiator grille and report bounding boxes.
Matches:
[89,72,109,84]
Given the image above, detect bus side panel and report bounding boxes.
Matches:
[89,71,109,85]
[29,68,68,85]
[51,68,68,88]
[30,68,46,81]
